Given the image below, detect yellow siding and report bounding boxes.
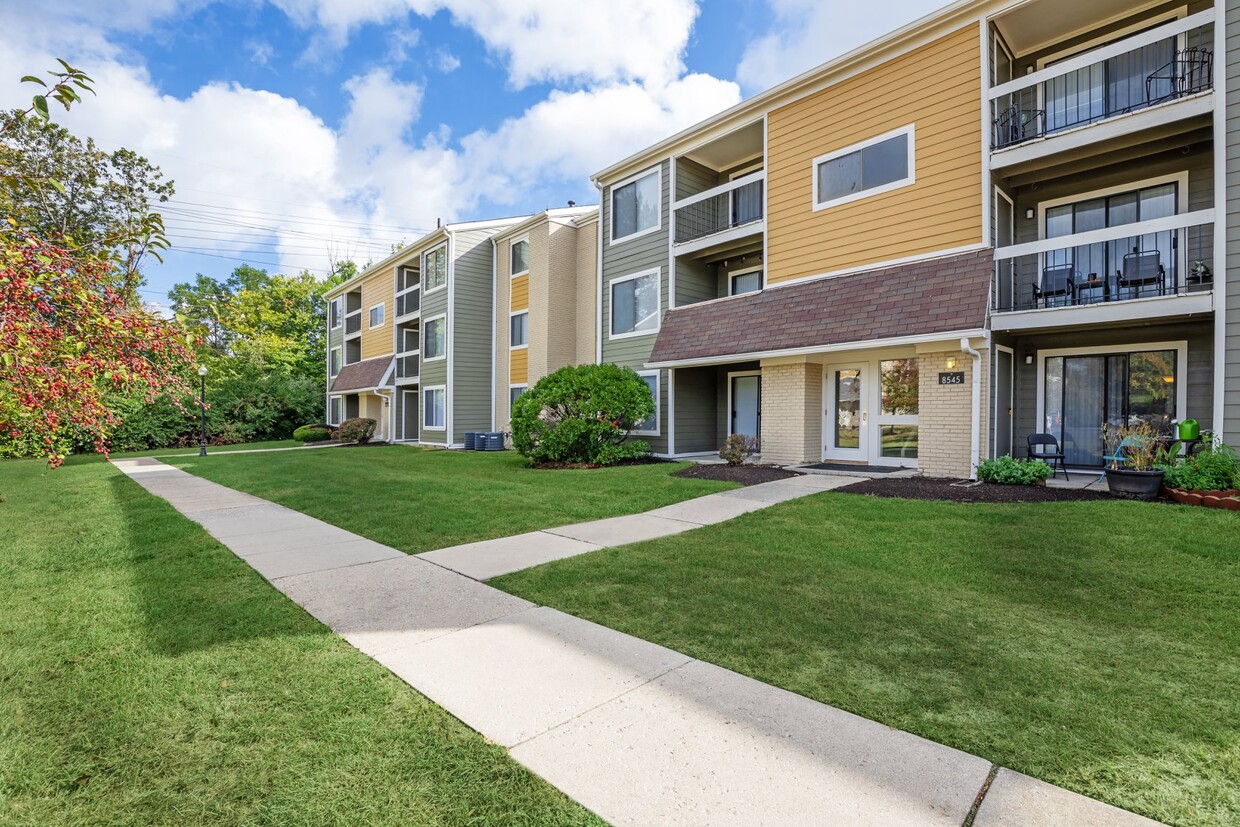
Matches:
[510,346,528,385]
[510,273,529,312]
[765,25,982,284]
[360,269,393,359]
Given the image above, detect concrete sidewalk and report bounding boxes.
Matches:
[113,457,1163,827]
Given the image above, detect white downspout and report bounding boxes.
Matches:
[961,337,982,480]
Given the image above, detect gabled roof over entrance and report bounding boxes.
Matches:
[330,356,392,393]
[648,249,993,366]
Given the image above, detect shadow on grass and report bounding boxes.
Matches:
[108,471,321,658]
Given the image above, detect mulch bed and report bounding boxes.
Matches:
[836,476,1118,504]
[673,464,803,486]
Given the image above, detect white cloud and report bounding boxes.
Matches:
[431,48,460,73]
[736,0,945,94]
[245,39,276,66]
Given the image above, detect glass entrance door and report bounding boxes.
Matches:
[824,366,866,461]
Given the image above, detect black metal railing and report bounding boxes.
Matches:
[992,24,1213,150]
[396,288,420,317]
[674,176,764,244]
[344,311,362,335]
[993,225,1213,313]
[396,353,419,380]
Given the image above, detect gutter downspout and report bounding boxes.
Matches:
[375,387,395,443]
[490,236,498,433]
[961,337,981,480]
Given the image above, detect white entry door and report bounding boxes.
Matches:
[823,365,867,461]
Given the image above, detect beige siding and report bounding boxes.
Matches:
[766,25,983,283]
[360,268,394,359]
[574,218,599,365]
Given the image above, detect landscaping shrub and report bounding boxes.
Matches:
[1159,440,1240,491]
[510,363,653,466]
[293,425,332,443]
[720,434,759,466]
[976,455,1052,485]
[337,417,376,444]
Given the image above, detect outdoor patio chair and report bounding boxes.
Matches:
[1032,264,1074,308]
[1146,47,1214,104]
[1118,251,1166,298]
[1027,433,1069,481]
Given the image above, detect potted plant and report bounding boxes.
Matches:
[1101,421,1168,501]
[1190,259,1212,284]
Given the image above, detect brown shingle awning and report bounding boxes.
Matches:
[330,356,392,392]
[648,249,993,365]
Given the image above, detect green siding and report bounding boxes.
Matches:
[450,228,498,445]
[419,245,450,445]
[1226,3,1240,445]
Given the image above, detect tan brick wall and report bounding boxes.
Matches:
[759,362,822,465]
[542,221,582,377]
[918,349,988,478]
[574,218,598,365]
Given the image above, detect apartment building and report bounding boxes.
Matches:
[590,0,1231,477]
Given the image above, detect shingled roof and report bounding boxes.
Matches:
[648,249,993,365]
[329,356,392,392]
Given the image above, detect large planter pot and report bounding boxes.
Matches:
[1105,468,1165,501]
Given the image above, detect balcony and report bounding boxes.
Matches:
[344,310,362,337]
[396,287,420,318]
[991,210,1214,331]
[396,351,419,383]
[990,11,1214,167]
[672,170,764,256]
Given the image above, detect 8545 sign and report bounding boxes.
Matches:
[938,371,965,385]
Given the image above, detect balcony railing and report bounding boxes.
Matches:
[673,170,764,245]
[344,310,362,336]
[992,210,1214,313]
[991,11,1214,151]
[396,288,420,318]
[396,351,419,381]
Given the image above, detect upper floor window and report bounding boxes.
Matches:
[813,126,915,211]
[730,268,763,296]
[424,245,447,292]
[329,347,342,377]
[397,266,419,293]
[329,297,342,329]
[610,268,660,339]
[510,311,528,347]
[611,168,660,242]
[368,304,385,328]
[424,315,446,361]
[511,238,529,276]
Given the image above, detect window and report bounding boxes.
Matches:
[424,315,446,361]
[509,385,526,414]
[611,168,660,242]
[424,245,447,292]
[879,358,918,461]
[813,126,914,210]
[398,266,419,293]
[329,396,342,426]
[330,298,342,329]
[368,304,385,328]
[510,238,529,276]
[730,268,763,296]
[329,347,341,377]
[510,311,528,347]
[634,371,659,435]
[609,268,660,339]
[423,387,446,429]
[400,327,418,354]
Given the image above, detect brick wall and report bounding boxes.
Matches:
[759,362,822,465]
[574,219,598,365]
[918,349,988,477]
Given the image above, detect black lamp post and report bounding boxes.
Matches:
[198,364,208,457]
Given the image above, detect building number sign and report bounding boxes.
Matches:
[938,371,965,385]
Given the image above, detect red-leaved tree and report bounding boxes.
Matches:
[0,229,194,467]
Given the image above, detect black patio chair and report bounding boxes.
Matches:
[1032,264,1074,308]
[1027,432,1069,481]
[1117,250,1166,298]
[1146,47,1214,104]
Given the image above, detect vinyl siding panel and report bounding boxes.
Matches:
[360,268,395,359]
[419,252,450,445]
[451,228,498,444]
[1226,2,1240,444]
[511,273,530,312]
[601,160,671,453]
[672,366,719,454]
[766,25,982,283]
[509,346,529,385]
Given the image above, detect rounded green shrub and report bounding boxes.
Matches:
[1159,441,1240,491]
[337,417,376,444]
[511,364,653,466]
[976,455,1052,485]
[293,425,332,443]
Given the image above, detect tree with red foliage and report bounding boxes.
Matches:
[0,230,194,467]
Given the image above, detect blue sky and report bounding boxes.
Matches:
[0,0,943,309]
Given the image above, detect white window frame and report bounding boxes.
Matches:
[330,297,342,329]
[509,310,529,349]
[368,303,385,329]
[633,369,661,436]
[423,313,447,362]
[608,267,661,341]
[510,236,530,278]
[812,124,916,212]
[728,263,765,296]
[508,384,527,416]
[423,243,448,295]
[609,166,662,246]
[422,385,446,430]
[329,346,342,378]
[328,395,343,426]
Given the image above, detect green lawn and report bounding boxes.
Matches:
[165,446,734,553]
[0,458,603,826]
[494,493,1240,827]
[67,439,303,462]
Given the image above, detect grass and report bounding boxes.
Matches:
[0,458,603,827]
[165,446,734,553]
[494,493,1240,827]
[69,439,303,462]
